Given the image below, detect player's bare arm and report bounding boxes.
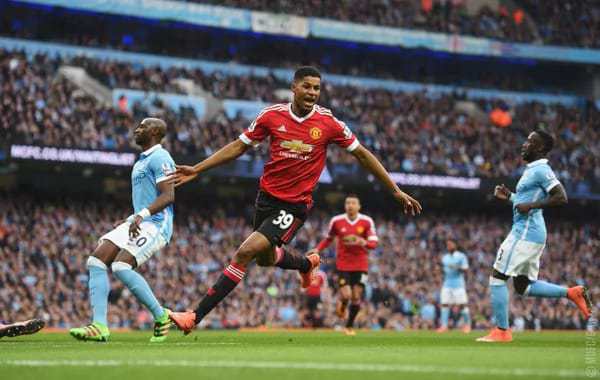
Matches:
[168,139,249,187]
[129,178,175,238]
[350,145,422,215]
[515,184,568,214]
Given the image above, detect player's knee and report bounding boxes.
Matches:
[111,261,133,273]
[491,269,509,281]
[513,276,531,295]
[255,249,275,267]
[234,245,259,265]
[87,256,108,270]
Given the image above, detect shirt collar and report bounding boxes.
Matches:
[526,158,548,168]
[141,144,162,157]
[287,103,315,123]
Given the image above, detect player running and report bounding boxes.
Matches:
[0,319,45,338]
[308,194,378,336]
[69,118,175,343]
[436,238,471,333]
[166,66,421,334]
[477,129,592,343]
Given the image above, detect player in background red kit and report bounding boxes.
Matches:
[165,66,421,335]
[308,194,377,335]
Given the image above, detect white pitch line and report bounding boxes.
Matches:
[0,359,589,378]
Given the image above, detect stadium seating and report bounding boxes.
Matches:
[0,195,596,330]
[2,49,599,193]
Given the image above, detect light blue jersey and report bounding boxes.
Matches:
[509,158,561,244]
[442,251,468,289]
[131,144,175,242]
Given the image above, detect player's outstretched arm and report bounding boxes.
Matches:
[349,145,422,215]
[167,139,250,187]
[129,181,175,237]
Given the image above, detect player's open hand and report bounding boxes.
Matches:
[494,184,512,201]
[393,191,422,216]
[166,165,198,187]
[128,215,142,238]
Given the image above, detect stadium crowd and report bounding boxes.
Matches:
[0,51,600,194]
[0,195,596,331]
[201,0,600,48]
[3,49,600,193]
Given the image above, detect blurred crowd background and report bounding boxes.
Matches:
[0,196,596,330]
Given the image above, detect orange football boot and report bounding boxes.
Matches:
[567,286,592,319]
[300,254,320,289]
[476,327,513,342]
[436,326,448,333]
[343,327,356,336]
[168,310,197,335]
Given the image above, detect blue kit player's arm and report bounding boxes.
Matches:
[515,167,567,214]
[130,152,175,238]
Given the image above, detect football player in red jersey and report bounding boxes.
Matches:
[166,67,421,334]
[308,194,377,335]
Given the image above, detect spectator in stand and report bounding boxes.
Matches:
[0,195,597,331]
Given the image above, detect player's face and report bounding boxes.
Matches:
[446,240,457,252]
[521,132,543,162]
[292,76,320,112]
[134,119,152,146]
[345,197,360,216]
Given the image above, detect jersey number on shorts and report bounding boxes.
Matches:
[272,210,294,229]
[135,237,147,247]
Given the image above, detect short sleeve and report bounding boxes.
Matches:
[326,218,336,238]
[537,166,561,193]
[366,218,378,242]
[239,108,272,146]
[151,151,176,184]
[329,116,359,152]
[461,255,469,270]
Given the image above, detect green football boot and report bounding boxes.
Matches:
[149,309,172,343]
[69,322,109,342]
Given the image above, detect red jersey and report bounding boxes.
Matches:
[305,270,327,297]
[317,213,378,272]
[240,103,359,205]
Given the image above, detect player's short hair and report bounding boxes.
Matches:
[294,66,321,81]
[345,193,360,201]
[534,128,555,154]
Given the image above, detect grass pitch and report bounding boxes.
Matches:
[0,330,596,380]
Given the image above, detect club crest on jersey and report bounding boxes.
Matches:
[309,127,322,140]
[280,140,313,153]
[357,226,364,234]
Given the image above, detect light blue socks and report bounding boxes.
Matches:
[460,307,471,327]
[490,278,509,329]
[525,280,568,298]
[87,257,110,326]
[112,262,164,320]
[440,307,450,328]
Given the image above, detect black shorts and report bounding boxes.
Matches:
[305,295,321,311]
[253,191,308,246]
[337,271,368,288]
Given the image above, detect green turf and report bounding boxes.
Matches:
[0,330,597,380]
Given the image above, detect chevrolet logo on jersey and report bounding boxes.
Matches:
[280,140,313,154]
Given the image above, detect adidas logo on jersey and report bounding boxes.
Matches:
[277,125,287,132]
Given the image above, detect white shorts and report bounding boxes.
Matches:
[440,287,468,305]
[493,234,545,280]
[99,221,166,266]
